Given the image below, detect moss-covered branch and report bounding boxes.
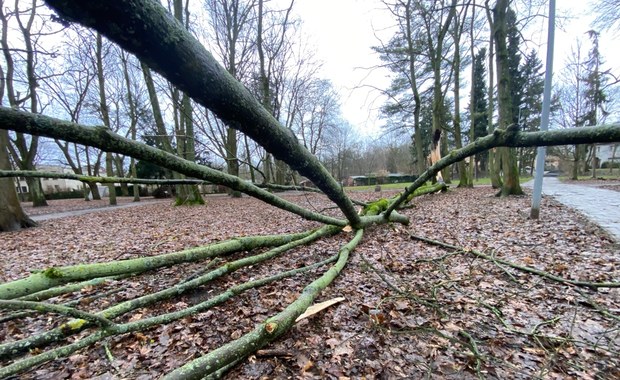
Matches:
[0,169,208,185]
[0,107,348,227]
[0,230,313,300]
[361,183,448,218]
[41,0,362,228]
[0,226,339,359]
[255,183,324,194]
[0,300,114,327]
[17,276,127,302]
[0,253,338,379]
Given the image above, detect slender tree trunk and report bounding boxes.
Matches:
[85,150,101,200]
[467,2,477,187]
[592,144,597,178]
[485,3,502,188]
[120,51,141,202]
[95,33,117,205]
[453,9,468,187]
[404,0,425,175]
[226,127,241,195]
[244,135,255,183]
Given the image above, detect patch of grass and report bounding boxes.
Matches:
[344,182,414,191]
[560,168,620,181]
[472,176,533,186]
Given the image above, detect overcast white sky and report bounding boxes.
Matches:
[290,0,618,137]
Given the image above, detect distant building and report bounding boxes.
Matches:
[345,173,417,186]
[15,165,83,195]
[597,144,619,168]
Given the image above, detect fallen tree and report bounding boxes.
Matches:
[0,0,619,378]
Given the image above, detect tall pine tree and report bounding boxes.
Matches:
[582,30,609,178]
[469,47,489,174]
[518,49,545,173]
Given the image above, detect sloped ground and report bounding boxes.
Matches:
[1,187,618,379]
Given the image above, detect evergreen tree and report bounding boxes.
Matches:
[582,30,609,177]
[518,49,545,173]
[470,48,489,173]
[506,7,523,127]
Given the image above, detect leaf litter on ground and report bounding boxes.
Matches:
[0,187,618,379]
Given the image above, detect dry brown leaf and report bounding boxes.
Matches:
[295,297,346,322]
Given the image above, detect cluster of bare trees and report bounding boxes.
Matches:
[375,0,618,192]
[0,0,352,211]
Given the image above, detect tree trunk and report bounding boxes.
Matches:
[26,176,47,207]
[226,127,241,197]
[87,181,101,200]
[467,2,477,187]
[493,0,523,196]
[0,130,36,232]
[453,13,468,187]
[485,4,502,189]
[404,1,425,175]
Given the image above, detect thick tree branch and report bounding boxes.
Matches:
[0,107,347,227]
[42,0,362,228]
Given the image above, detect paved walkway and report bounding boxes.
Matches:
[30,199,170,222]
[524,177,620,242]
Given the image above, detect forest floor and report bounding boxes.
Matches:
[1,187,619,379]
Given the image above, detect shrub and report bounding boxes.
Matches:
[601,161,620,169]
[45,189,85,200]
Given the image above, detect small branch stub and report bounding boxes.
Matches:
[264,322,278,334]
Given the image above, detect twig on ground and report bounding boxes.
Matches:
[408,233,620,289]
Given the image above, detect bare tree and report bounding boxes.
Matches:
[0,0,52,206]
[592,0,620,33]
[204,0,257,193]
